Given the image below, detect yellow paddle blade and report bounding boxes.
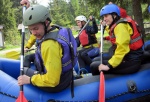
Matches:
[5,51,20,60]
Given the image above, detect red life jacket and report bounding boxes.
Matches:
[119,7,127,18]
[109,17,143,50]
[79,29,89,46]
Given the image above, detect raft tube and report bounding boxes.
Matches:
[0,58,150,101]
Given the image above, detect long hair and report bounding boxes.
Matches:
[109,12,120,28]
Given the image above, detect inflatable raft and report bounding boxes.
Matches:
[0,58,150,102]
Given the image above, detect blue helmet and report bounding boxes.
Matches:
[148,5,150,13]
[100,4,120,17]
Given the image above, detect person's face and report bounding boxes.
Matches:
[103,14,113,26]
[28,23,45,40]
[76,20,82,28]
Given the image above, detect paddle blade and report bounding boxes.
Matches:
[16,91,28,102]
[99,71,105,102]
[5,51,20,60]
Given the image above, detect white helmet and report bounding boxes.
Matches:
[75,15,87,22]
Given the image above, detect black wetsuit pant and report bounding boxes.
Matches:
[24,53,35,68]
[90,53,141,75]
[78,47,94,68]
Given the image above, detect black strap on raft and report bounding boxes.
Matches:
[67,28,75,98]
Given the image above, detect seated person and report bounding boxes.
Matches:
[90,4,143,75]
[18,0,77,93]
[75,15,99,74]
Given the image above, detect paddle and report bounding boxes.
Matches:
[6,51,20,60]
[99,24,105,102]
[99,71,105,102]
[16,5,28,102]
[5,48,35,60]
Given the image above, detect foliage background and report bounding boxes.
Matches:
[0,0,150,48]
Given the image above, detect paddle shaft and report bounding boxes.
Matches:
[16,5,28,102]
[99,24,105,102]
[20,4,26,93]
[100,25,104,64]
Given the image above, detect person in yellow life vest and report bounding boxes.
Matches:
[18,0,77,93]
[90,4,144,75]
[75,15,99,74]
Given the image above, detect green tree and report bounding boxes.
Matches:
[0,0,19,45]
[141,0,150,20]
[87,0,149,37]
[10,0,23,25]
[0,0,16,30]
[50,0,75,27]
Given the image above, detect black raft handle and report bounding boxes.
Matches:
[127,80,137,93]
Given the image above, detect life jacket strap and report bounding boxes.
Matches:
[130,36,142,44]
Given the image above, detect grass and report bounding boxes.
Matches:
[0,44,20,51]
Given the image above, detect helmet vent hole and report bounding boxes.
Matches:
[31,8,34,10]
[29,15,32,20]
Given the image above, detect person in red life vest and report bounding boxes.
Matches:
[102,2,141,42]
[102,2,128,41]
[75,15,99,74]
[90,4,144,75]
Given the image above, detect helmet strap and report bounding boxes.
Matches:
[109,13,120,28]
[42,22,47,34]
[43,19,51,34]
